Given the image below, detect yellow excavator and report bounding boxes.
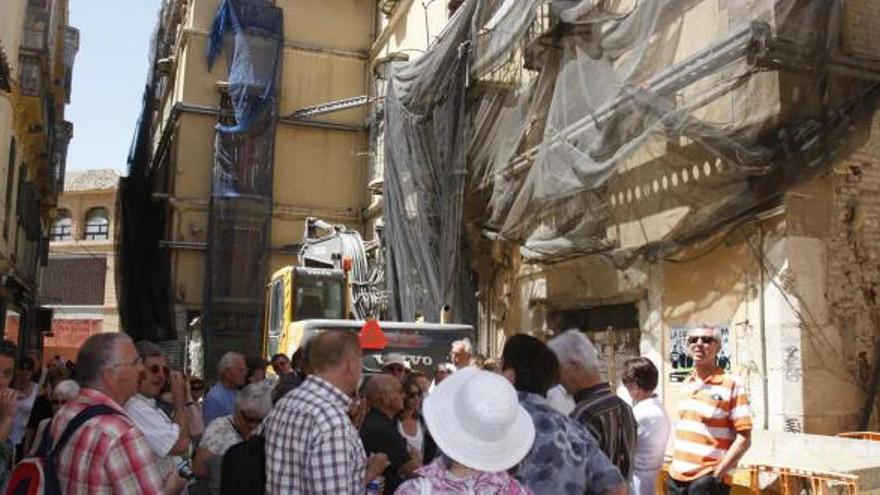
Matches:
[262,218,473,372]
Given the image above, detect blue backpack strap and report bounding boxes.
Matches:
[49,404,120,457]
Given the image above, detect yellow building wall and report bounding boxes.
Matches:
[378,0,450,58]
[166,0,373,313]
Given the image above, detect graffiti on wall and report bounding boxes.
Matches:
[669,325,731,382]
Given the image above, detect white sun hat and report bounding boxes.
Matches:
[422,366,535,472]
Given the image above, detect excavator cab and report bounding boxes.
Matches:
[263,266,348,358]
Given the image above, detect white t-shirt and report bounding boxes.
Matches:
[397,419,424,457]
[546,384,575,415]
[11,385,38,444]
[631,395,671,495]
[124,393,180,476]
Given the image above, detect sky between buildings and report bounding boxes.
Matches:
[66,0,162,174]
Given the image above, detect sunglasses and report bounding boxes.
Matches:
[386,365,405,373]
[406,390,422,399]
[687,336,717,345]
[147,365,170,375]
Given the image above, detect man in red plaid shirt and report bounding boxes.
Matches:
[50,333,186,494]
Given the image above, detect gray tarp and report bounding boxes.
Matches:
[383,0,879,323]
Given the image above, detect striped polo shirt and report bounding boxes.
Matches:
[669,367,752,482]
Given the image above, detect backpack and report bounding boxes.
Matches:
[6,404,120,495]
[219,433,265,495]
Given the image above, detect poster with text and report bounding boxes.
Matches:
[669,325,730,382]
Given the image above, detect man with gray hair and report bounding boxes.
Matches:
[194,383,272,494]
[203,351,246,426]
[50,332,186,493]
[125,340,191,480]
[449,338,474,370]
[548,329,637,481]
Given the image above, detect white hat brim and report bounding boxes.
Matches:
[423,367,535,472]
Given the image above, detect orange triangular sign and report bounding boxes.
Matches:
[359,320,387,350]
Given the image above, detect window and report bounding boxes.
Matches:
[83,207,109,240]
[50,209,72,241]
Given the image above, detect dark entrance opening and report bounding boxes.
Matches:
[550,302,641,386]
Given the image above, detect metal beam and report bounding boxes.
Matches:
[284,95,368,120]
[175,102,365,132]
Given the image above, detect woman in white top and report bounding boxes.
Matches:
[397,374,425,460]
[621,357,672,495]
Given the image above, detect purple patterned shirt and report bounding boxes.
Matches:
[395,456,532,494]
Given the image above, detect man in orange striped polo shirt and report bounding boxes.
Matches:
[668,325,752,495]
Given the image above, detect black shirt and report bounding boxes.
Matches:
[27,395,53,429]
[359,408,410,494]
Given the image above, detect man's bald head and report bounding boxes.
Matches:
[365,374,404,417]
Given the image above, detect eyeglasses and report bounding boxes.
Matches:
[687,336,717,345]
[146,365,170,375]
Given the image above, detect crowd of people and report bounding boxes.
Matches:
[0,322,751,495]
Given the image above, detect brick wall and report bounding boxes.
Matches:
[821,110,880,432]
[843,0,880,59]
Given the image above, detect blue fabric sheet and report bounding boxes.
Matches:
[207,0,283,134]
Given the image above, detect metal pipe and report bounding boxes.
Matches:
[757,224,769,430]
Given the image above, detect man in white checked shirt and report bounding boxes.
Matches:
[263,330,389,494]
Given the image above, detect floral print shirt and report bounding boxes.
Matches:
[514,392,624,495]
[395,456,531,495]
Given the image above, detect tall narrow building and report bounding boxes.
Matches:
[118,0,373,376]
[0,0,78,354]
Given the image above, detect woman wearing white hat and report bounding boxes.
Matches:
[394,367,533,494]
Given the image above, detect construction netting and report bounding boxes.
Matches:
[117,19,175,344]
[202,0,282,377]
[384,0,479,325]
[384,0,880,320]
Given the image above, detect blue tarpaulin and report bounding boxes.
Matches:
[207,0,283,134]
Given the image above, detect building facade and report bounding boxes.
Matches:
[371,0,880,437]
[38,169,119,362]
[119,0,374,374]
[0,0,78,353]
[459,0,880,436]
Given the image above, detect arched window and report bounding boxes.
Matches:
[50,209,72,241]
[83,207,109,240]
